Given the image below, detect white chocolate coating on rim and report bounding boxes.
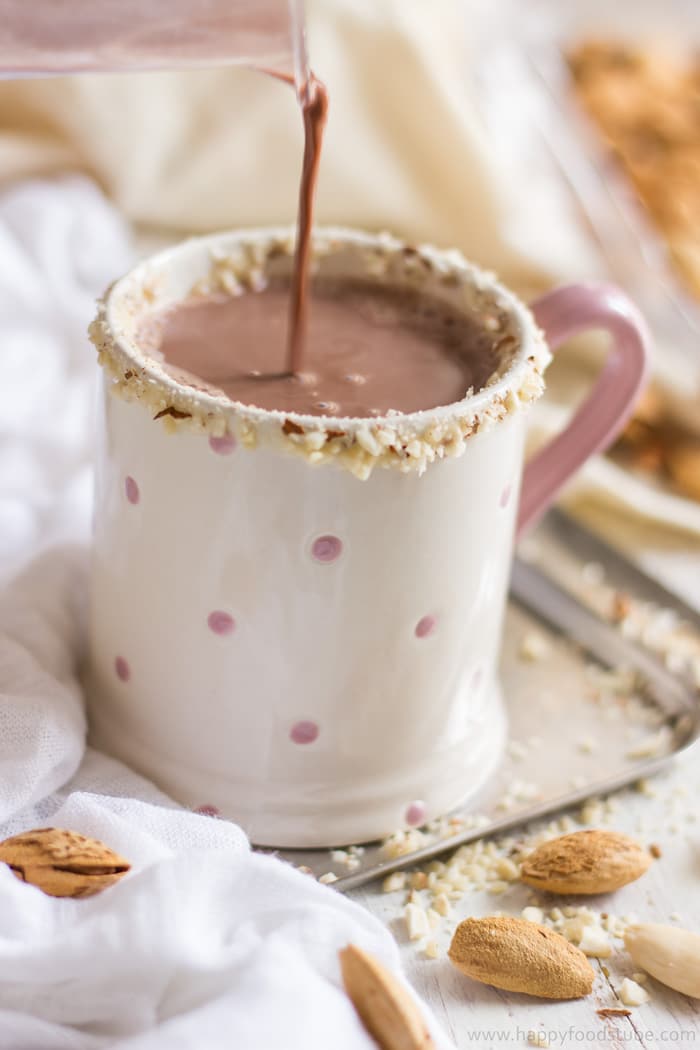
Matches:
[90,227,551,479]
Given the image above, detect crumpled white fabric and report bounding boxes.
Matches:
[0,177,451,1050]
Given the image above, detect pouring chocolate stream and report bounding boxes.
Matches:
[286,73,329,375]
[142,44,504,417]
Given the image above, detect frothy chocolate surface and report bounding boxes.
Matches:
[143,282,500,418]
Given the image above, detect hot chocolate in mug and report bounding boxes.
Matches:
[87,228,648,847]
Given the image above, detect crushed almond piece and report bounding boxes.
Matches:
[579,926,612,958]
[405,902,430,941]
[611,592,632,623]
[521,906,544,924]
[433,893,450,917]
[382,871,407,893]
[496,857,519,880]
[619,977,650,1007]
[427,908,441,930]
[518,631,551,662]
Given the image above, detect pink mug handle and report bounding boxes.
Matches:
[517,283,650,538]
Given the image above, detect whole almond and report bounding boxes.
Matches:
[0,827,130,898]
[448,916,595,999]
[339,945,434,1050]
[625,923,700,999]
[520,830,651,895]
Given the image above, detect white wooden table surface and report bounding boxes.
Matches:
[352,521,700,1049]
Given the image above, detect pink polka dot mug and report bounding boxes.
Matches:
[87,228,648,847]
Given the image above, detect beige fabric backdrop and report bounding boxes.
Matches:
[0,0,697,538]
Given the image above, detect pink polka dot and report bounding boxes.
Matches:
[405,801,426,827]
[207,611,235,636]
[290,720,319,745]
[415,615,437,639]
[115,656,130,682]
[194,804,220,817]
[209,434,236,455]
[500,484,512,509]
[311,535,342,563]
[125,476,140,505]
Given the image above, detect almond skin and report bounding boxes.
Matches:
[520,830,651,895]
[339,945,435,1050]
[448,916,595,999]
[0,827,131,898]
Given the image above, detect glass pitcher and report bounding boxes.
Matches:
[0,0,308,88]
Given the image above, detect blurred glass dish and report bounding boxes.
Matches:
[471,0,700,436]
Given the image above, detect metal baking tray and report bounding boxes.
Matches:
[262,509,700,889]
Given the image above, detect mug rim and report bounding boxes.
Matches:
[91,226,551,477]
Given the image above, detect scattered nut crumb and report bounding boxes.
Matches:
[427,908,441,930]
[433,893,450,917]
[508,740,528,761]
[619,977,650,1007]
[626,727,672,760]
[488,879,509,895]
[425,940,439,960]
[522,906,544,924]
[582,562,605,586]
[579,926,613,958]
[382,871,407,893]
[597,1008,632,1019]
[405,902,430,941]
[519,631,551,662]
[611,592,632,623]
[319,872,338,885]
[649,843,662,859]
[496,857,520,880]
[580,799,604,825]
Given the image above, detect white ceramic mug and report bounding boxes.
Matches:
[87,228,648,847]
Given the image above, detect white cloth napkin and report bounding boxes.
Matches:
[0,176,451,1050]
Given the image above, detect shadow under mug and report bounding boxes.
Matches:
[87,228,649,847]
